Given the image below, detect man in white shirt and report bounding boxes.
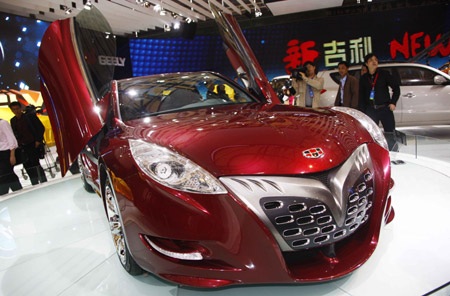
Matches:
[0,119,23,195]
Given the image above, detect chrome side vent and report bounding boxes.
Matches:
[230,178,252,192]
[248,179,267,192]
[262,179,283,193]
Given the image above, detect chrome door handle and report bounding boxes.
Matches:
[402,93,415,98]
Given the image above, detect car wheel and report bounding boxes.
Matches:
[104,178,144,275]
[78,157,94,193]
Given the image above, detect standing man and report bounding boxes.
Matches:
[334,61,359,108]
[8,102,47,185]
[291,61,324,108]
[358,53,400,132]
[0,119,23,195]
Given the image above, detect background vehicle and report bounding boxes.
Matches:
[320,63,450,126]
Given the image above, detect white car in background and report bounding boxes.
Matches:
[271,63,450,127]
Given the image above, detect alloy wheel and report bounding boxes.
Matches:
[105,183,127,266]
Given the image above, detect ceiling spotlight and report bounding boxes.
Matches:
[143,1,150,8]
[164,24,171,32]
[153,4,161,12]
[185,17,193,23]
[255,8,262,17]
[160,9,167,16]
[173,22,180,30]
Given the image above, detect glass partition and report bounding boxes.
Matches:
[389,131,450,164]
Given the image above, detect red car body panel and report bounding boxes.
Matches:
[38,4,394,288]
[39,19,104,175]
[122,104,373,176]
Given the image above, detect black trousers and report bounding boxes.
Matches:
[22,143,47,185]
[366,106,395,132]
[0,150,23,195]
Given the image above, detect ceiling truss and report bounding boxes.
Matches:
[0,0,268,36]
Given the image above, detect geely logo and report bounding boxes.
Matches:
[303,148,324,159]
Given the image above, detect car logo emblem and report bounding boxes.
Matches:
[303,148,324,159]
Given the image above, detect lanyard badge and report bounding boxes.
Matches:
[369,89,375,101]
[308,85,314,98]
[368,72,379,101]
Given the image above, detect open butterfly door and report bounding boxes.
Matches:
[210,3,280,104]
[39,5,116,175]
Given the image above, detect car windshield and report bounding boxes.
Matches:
[117,72,256,121]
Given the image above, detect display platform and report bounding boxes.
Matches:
[1,155,449,296]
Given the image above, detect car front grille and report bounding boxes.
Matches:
[220,144,374,251]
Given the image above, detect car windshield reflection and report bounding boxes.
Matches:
[117,72,256,121]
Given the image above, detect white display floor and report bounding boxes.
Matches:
[1,155,450,296]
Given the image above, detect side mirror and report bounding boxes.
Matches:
[434,75,447,85]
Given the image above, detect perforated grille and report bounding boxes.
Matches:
[260,169,374,250]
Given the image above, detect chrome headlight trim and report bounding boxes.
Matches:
[332,106,388,151]
[129,139,227,194]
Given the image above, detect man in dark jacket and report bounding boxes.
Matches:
[9,102,47,185]
[358,53,400,132]
[334,61,359,108]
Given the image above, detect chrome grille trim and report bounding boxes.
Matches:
[297,215,314,225]
[314,235,330,244]
[317,215,332,225]
[303,227,320,236]
[288,203,307,213]
[310,205,326,215]
[219,144,375,251]
[263,201,283,210]
[321,224,336,234]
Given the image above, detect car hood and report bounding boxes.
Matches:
[123,104,373,176]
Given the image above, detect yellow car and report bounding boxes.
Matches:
[439,62,450,74]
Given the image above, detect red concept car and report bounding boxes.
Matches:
[38,4,395,288]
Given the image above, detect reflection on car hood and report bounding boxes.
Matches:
[123,103,373,176]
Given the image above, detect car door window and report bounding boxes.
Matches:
[396,67,436,86]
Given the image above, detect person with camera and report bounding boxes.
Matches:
[291,61,324,108]
[358,53,400,133]
[8,102,47,185]
[0,118,23,195]
[334,61,359,108]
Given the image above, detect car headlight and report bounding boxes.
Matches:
[129,139,227,194]
[332,107,388,151]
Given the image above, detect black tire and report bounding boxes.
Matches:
[104,177,143,275]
